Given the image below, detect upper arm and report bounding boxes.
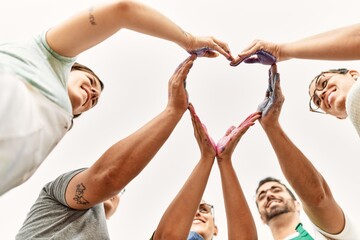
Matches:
[65,167,118,210]
[302,192,345,235]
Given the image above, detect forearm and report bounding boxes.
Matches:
[262,122,330,204]
[154,157,214,240]
[263,122,347,233]
[91,107,185,194]
[281,23,360,60]
[218,160,257,240]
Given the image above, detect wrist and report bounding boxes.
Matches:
[278,43,292,61]
[217,157,232,168]
[164,106,186,119]
[200,155,216,163]
[179,31,194,51]
[261,120,282,132]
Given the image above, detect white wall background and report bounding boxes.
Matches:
[0,0,359,239]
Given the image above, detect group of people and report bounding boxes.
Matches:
[1,0,359,239]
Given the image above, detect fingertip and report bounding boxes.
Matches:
[271,63,278,73]
[230,59,241,67]
[227,55,235,61]
[188,102,195,112]
[190,53,197,61]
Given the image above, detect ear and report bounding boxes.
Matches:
[213,224,219,236]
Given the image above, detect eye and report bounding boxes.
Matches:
[199,205,211,213]
[312,95,321,107]
[199,207,206,213]
[258,193,265,201]
[273,188,281,193]
[321,79,328,89]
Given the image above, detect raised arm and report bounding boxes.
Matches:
[152,103,216,240]
[216,112,260,240]
[65,55,196,209]
[46,0,232,59]
[231,23,360,66]
[259,64,345,235]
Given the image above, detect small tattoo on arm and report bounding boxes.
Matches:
[73,183,90,205]
[181,28,189,39]
[88,7,96,25]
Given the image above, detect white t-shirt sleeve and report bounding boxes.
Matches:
[346,80,360,137]
[313,213,360,239]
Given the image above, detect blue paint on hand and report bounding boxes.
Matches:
[190,47,210,57]
[243,50,276,65]
[257,66,279,115]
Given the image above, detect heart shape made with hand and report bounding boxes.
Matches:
[188,49,279,155]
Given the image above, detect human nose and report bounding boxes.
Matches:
[265,191,276,199]
[260,188,276,200]
[195,208,202,216]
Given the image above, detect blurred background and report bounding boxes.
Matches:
[1,0,359,238]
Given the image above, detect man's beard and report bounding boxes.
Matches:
[263,200,295,222]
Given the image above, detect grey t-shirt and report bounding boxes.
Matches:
[16,169,110,240]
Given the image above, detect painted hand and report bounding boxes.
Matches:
[216,112,261,156]
[257,64,281,116]
[231,50,276,66]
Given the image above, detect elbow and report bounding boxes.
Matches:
[305,178,334,207]
[306,190,333,208]
[113,0,137,15]
[97,166,125,194]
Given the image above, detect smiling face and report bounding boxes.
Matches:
[308,70,357,119]
[255,181,300,224]
[67,69,102,115]
[190,200,218,240]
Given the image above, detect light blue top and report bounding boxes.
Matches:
[0,31,77,114]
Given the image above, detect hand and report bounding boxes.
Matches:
[216,112,261,160]
[230,40,281,66]
[167,55,197,113]
[258,64,284,127]
[188,103,216,159]
[185,34,234,61]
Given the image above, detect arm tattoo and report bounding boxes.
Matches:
[88,7,96,26]
[180,27,188,39]
[73,183,90,205]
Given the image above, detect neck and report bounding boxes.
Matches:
[267,212,300,240]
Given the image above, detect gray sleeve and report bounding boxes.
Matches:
[44,168,87,206]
